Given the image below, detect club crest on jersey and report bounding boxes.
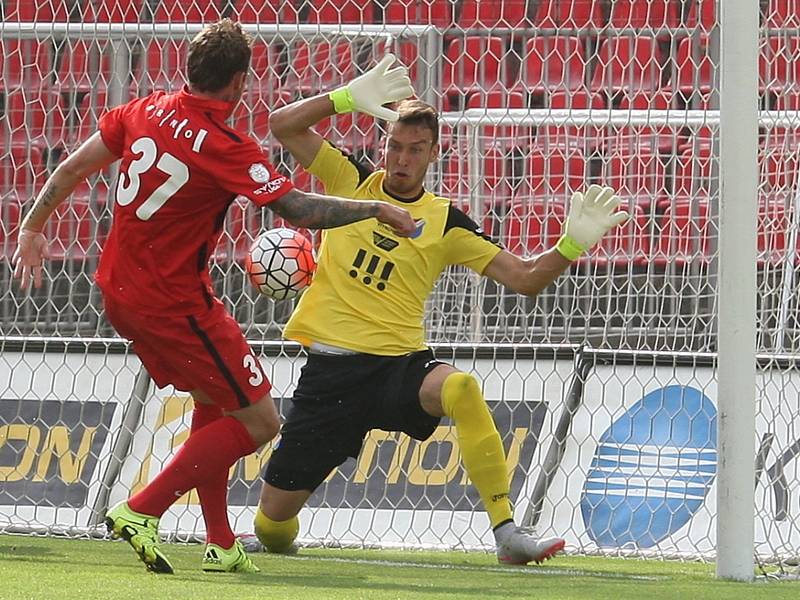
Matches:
[248,163,271,183]
[409,219,426,239]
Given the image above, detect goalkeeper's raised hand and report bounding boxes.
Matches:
[329,54,414,122]
[555,185,630,261]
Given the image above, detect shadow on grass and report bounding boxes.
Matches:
[0,544,63,558]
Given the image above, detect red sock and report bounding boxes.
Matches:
[129,415,257,521]
[191,404,236,549]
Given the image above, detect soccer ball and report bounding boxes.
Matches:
[246,228,316,300]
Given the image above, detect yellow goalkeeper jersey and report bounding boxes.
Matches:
[283,141,503,356]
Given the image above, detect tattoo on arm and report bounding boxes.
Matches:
[271,189,379,229]
[24,181,61,228]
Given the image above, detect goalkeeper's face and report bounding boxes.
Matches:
[383,123,438,198]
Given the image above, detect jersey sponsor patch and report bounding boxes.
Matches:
[248,163,271,183]
[372,232,399,251]
[253,174,288,196]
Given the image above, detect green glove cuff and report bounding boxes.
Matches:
[329,86,355,114]
[555,234,585,261]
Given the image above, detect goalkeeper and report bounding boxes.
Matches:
[255,55,629,564]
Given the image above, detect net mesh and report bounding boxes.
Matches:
[2,0,800,562]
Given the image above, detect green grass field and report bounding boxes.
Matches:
[1,535,798,600]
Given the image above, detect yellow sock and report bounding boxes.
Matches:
[254,507,299,553]
[441,372,513,529]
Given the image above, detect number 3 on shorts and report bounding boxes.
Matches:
[243,353,264,387]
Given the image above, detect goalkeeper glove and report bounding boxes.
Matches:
[555,185,631,261]
[329,54,414,122]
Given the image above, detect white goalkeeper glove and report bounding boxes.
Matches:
[328,54,414,122]
[555,185,631,261]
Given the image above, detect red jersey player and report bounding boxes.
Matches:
[11,19,414,575]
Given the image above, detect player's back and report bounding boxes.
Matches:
[95,88,291,315]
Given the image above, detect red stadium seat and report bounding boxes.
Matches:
[584,203,650,267]
[88,0,144,21]
[440,151,470,200]
[396,41,421,82]
[381,0,453,27]
[235,0,299,22]
[757,194,793,266]
[524,145,586,198]
[248,41,285,100]
[482,146,518,201]
[440,147,518,204]
[0,0,70,20]
[143,40,189,91]
[687,0,716,32]
[287,41,355,94]
[608,0,679,30]
[674,35,715,97]
[672,146,714,199]
[653,198,713,266]
[763,36,800,92]
[213,198,255,263]
[0,196,22,260]
[0,145,45,194]
[760,146,800,195]
[540,89,606,151]
[466,89,527,149]
[523,35,588,95]
[591,36,663,95]
[1,40,50,89]
[55,39,113,93]
[504,200,565,256]
[603,148,666,207]
[764,0,800,28]
[532,0,604,29]
[48,198,95,261]
[458,0,530,28]
[306,0,374,23]
[154,0,222,22]
[3,88,55,147]
[444,36,506,100]
[617,90,678,153]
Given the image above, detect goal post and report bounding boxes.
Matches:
[716,0,758,581]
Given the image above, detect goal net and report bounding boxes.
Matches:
[2,0,800,562]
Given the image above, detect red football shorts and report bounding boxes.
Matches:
[103,293,271,411]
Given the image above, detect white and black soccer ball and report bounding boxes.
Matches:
[246,228,316,300]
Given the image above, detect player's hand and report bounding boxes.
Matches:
[556,185,630,261]
[329,54,414,121]
[375,202,416,237]
[12,228,51,290]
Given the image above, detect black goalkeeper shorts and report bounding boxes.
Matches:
[263,349,444,492]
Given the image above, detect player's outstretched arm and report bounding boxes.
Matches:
[13,132,118,289]
[270,189,416,237]
[269,54,413,168]
[483,185,630,297]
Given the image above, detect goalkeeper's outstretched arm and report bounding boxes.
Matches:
[483,185,630,297]
[269,53,413,168]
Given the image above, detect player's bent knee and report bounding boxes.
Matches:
[442,372,484,413]
[235,396,280,445]
[254,507,299,553]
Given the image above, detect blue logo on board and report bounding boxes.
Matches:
[580,385,717,548]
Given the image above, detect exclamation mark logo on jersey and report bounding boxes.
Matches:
[349,248,394,291]
[349,249,367,279]
[376,262,394,291]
